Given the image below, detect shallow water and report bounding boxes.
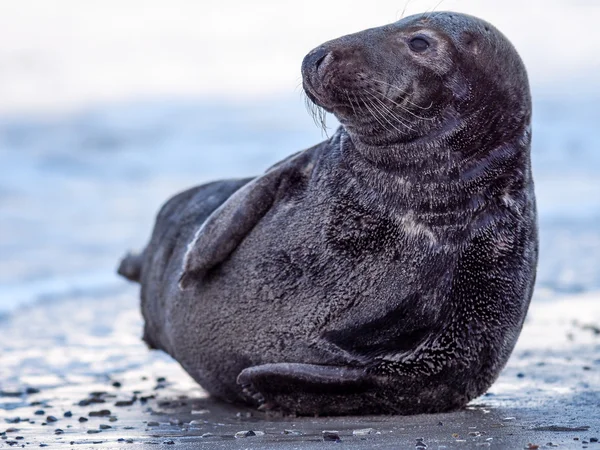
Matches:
[1,95,599,314]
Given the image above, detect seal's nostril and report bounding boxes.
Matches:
[314,52,328,70]
[302,47,330,75]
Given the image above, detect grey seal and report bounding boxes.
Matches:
[118,11,537,415]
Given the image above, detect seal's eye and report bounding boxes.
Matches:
[409,36,430,52]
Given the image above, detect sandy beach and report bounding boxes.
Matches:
[1,286,599,449]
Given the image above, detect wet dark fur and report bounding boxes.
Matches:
[118,12,537,415]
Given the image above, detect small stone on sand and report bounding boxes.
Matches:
[323,430,341,442]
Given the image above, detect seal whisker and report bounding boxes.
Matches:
[344,90,358,116]
[365,87,435,122]
[359,96,391,133]
[371,79,433,110]
[303,90,329,135]
[367,92,417,132]
[365,93,411,135]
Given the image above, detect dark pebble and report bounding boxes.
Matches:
[235,430,256,438]
[323,431,341,442]
[156,377,166,383]
[590,437,598,442]
[163,440,175,445]
[99,425,111,430]
[126,439,134,443]
[26,387,40,395]
[78,417,88,423]
[0,391,22,397]
[517,372,525,378]
[147,422,160,427]
[87,430,102,434]
[4,418,20,424]
[115,400,134,407]
[112,382,122,388]
[46,416,58,423]
[63,411,73,418]
[89,410,111,417]
[108,417,118,422]
[5,428,19,433]
[54,429,64,435]
[40,445,48,448]
[34,410,45,416]
[15,436,24,440]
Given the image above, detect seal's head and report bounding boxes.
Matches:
[302,12,531,150]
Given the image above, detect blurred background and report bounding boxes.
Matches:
[1,0,599,314]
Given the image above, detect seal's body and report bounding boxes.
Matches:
[119,12,537,415]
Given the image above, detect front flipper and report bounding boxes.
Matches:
[236,363,381,416]
[179,147,318,289]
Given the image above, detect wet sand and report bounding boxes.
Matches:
[1,287,599,449]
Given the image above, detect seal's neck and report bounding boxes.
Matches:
[337,118,531,225]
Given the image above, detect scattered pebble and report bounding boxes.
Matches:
[34,410,45,416]
[4,418,20,424]
[112,382,122,388]
[235,430,263,438]
[115,400,135,407]
[353,428,375,436]
[63,411,72,418]
[87,430,102,434]
[5,428,19,433]
[99,424,112,430]
[591,437,599,443]
[78,417,88,423]
[46,416,58,423]
[147,421,160,427]
[88,410,111,417]
[54,429,64,435]
[108,416,118,422]
[163,440,175,445]
[323,430,341,442]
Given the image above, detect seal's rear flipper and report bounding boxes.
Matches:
[117,252,143,283]
[237,363,381,416]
